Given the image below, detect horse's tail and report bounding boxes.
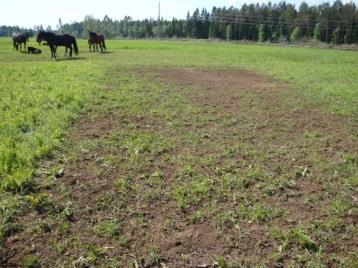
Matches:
[73,39,79,55]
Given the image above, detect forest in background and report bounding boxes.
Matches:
[1,0,358,44]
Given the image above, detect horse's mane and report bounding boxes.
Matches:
[13,32,24,37]
[13,32,29,40]
[40,31,57,36]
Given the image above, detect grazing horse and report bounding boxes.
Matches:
[36,31,79,59]
[88,31,106,53]
[12,33,29,51]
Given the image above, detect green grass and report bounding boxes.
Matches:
[173,176,212,209]
[0,38,357,192]
[119,40,356,116]
[0,37,357,266]
[0,41,105,191]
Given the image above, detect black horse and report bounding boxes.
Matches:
[88,31,106,53]
[27,47,42,54]
[36,31,79,59]
[12,33,29,51]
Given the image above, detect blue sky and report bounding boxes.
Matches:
[1,0,356,28]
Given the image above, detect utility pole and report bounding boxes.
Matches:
[158,2,161,39]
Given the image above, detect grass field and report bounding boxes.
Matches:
[0,37,357,267]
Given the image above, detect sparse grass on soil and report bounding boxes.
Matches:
[0,38,357,267]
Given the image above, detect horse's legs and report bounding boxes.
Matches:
[100,43,103,53]
[50,45,54,59]
[24,41,26,53]
[64,47,68,58]
[50,45,56,59]
[69,45,73,59]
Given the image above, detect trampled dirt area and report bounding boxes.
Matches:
[2,68,357,267]
[155,68,357,153]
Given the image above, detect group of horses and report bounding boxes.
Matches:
[12,31,106,59]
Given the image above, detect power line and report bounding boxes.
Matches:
[55,18,358,34]
[209,18,357,29]
[186,16,358,32]
[190,14,355,27]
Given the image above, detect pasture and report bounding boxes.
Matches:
[0,37,357,267]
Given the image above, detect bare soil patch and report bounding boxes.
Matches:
[149,68,358,263]
[155,68,357,152]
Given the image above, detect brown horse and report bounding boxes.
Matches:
[88,31,106,53]
[12,33,29,51]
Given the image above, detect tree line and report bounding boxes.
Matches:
[1,0,358,44]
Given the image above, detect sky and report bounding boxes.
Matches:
[1,0,357,29]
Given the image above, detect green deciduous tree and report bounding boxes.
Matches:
[314,23,322,41]
[290,27,301,42]
[258,24,267,42]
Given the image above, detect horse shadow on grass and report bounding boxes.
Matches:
[18,50,33,54]
[88,51,113,54]
[54,57,87,61]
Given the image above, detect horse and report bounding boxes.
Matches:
[88,31,106,53]
[36,31,79,59]
[27,47,42,54]
[12,33,29,52]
